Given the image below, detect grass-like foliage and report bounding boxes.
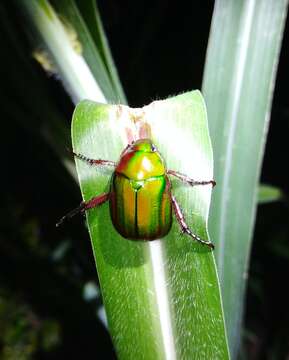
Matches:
[71,92,229,359]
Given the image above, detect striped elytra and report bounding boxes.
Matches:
[109,139,172,240]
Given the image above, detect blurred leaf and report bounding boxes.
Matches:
[258,184,283,204]
[17,0,111,103]
[83,281,100,301]
[72,91,229,359]
[74,0,126,102]
[41,320,61,351]
[202,0,288,357]
[266,234,289,260]
[0,292,60,359]
[50,0,126,103]
[0,3,76,179]
[51,240,71,262]
[12,0,126,179]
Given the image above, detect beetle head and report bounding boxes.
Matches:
[129,138,157,153]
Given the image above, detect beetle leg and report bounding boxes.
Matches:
[56,193,110,227]
[171,195,214,249]
[167,170,216,187]
[68,148,116,167]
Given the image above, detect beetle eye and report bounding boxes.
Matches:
[127,141,135,150]
[151,144,156,152]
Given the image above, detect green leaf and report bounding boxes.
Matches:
[258,184,283,204]
[13,0,126,176]
[51,0,126,103]
[0,3,76,179]
[17,0,120,104]
[74,0,126,102]
[72,91,229,359]
[202,0,288,357]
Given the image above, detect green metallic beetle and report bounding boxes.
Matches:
[57,139,215,249]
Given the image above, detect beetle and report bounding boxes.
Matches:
[57,138,215,249]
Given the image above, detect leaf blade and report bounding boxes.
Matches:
[202,0,288,357]
[18,0,107,103]
[74,0,126,103]
[72,91,229,359]
[258,184,283,204]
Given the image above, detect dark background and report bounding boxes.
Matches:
[0,1,288,358]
